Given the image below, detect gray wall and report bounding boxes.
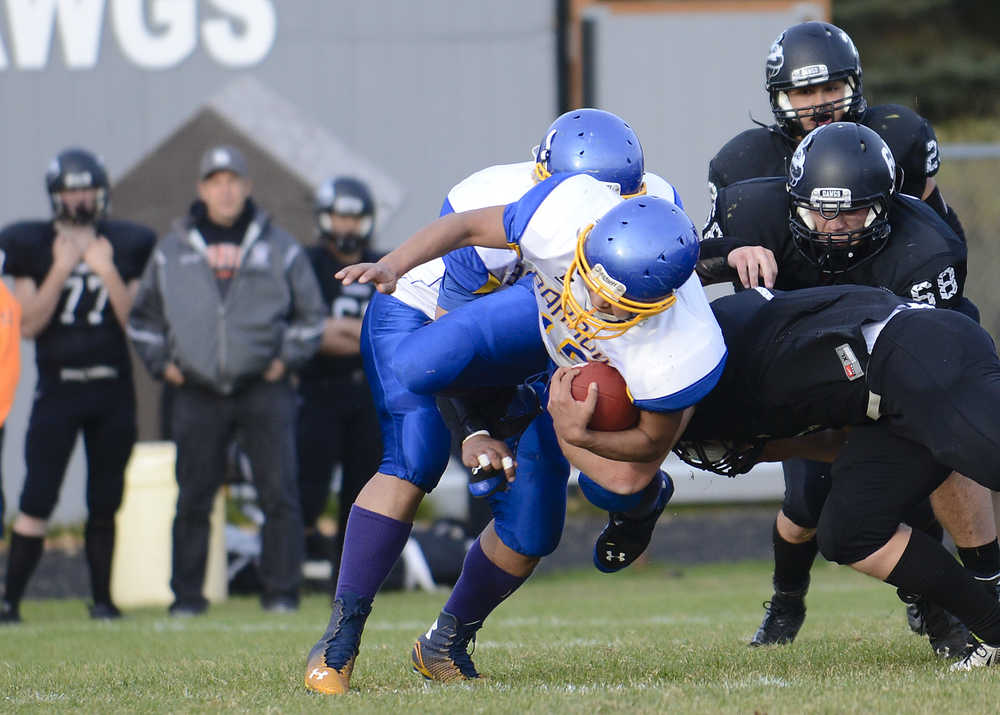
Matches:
[0,0,557,524]
[587,2,825,229]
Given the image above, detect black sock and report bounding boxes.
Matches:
[85,519,116,606]
[957,540,1000,580]
[772,519,817,595]
[886,528,1000,645]
[4,532,44,607]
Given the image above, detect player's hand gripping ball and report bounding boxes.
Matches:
[570,362,639,431]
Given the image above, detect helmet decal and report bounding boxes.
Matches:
[766,33,785,80]
[788,129,817,188]
[881,145,896,187]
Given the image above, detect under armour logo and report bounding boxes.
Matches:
[606,550,626,562]
[309,668,328,680]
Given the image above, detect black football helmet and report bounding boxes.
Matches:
[765,21,866,136]
[314,176,375,254]
[45,148,109,224]
[787,122,896,274]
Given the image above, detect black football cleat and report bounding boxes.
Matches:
[897,589,970,659]
[905,601,926,635]
[89,602,122,620]
[0,600,21,624]
[411,610,484,682]
[749,589,807,646]
[593,472,674,573]
[305,592,372,695]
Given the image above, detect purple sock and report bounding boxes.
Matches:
[335,505,412,600]
[443,539,527,625]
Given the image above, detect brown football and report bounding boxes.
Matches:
[569,362,639,431]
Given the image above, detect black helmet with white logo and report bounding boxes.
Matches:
[787,123,896,274]
[45,148,109,224]
[314,176,375,254]
[766,22,866,136]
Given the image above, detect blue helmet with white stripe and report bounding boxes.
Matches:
[562,196,700,338]
[534,109,645,197]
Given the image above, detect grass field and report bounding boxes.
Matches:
[2,559,997,713]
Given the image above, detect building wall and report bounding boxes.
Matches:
[0,0,557,524]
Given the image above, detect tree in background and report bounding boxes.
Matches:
[835,0,1000,124]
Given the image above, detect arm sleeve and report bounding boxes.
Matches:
[126,250,171,379]
[279,244,327,369]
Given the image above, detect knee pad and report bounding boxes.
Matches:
[816,490,900,565]
[780,459,831,529]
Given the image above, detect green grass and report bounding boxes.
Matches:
[2,560,996,713]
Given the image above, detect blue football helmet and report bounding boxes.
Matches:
[562,197,700,339]
[533,109,645,197]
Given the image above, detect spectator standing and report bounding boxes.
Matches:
[128,145,326,615]
[0,148,153,623]
[297,177,382,576]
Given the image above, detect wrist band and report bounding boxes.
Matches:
[462,429,491,445]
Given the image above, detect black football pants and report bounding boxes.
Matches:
[297,378,381,556]
[19,376,136,520]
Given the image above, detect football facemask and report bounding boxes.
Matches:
[560,224,678,340]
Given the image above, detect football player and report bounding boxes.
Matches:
[301,109,691,695]
[0,149,155,623]
[296,177,383,575]
[700,122,997,650]
[674,283,1000,669]
[328,176,725,687]
[706,20,964,246]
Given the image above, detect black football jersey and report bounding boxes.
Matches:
[682,285,910,443]
[708,104,939,202]
[701,176,966,308]
[0,219,155,374]
[298,245,382,381]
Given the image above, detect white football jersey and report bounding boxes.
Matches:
[508,173,727,411]
[392,162,683,320]
[391,161,535,317]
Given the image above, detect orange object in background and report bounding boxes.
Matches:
[0,281,21,426]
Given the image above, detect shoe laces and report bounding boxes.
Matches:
[323,595,372,669]
[446,624,481,678]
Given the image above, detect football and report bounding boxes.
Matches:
[569,362,639,431]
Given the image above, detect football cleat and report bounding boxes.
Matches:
[304,592,373,695]
[897,590,970,659]
[89,602,122,620]
[950,638,999,672]
[593,473,674,573]
[411,610,485,682]
[0,600,21,624]
[905,601,926,635]
[749,589,807,646]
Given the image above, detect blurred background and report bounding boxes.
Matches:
[0,0,996,523]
